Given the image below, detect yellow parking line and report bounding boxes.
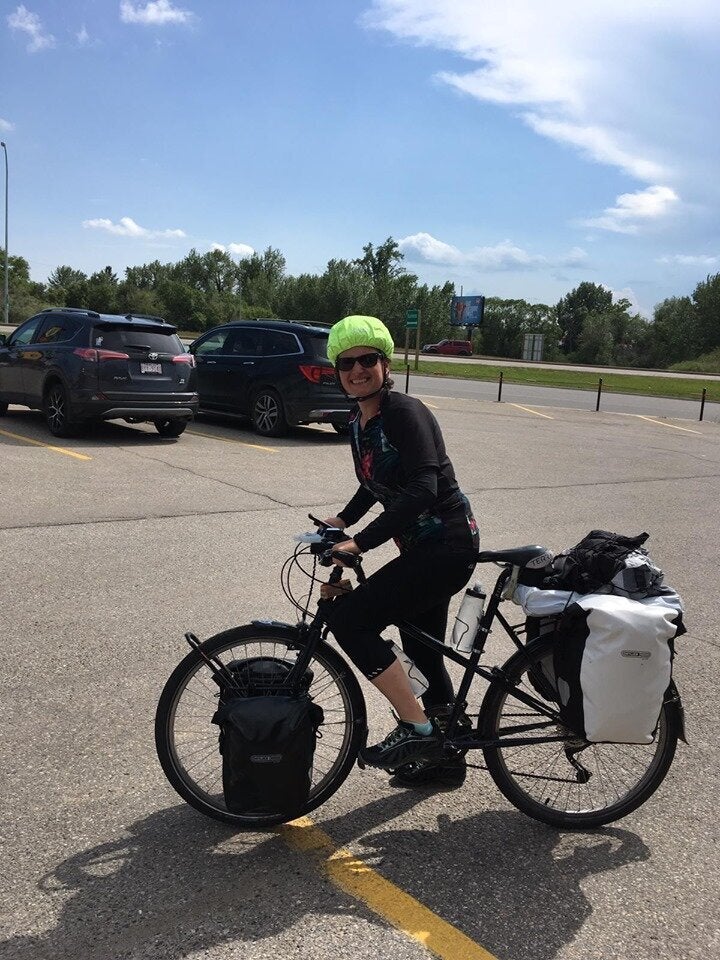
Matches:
[282,817,498,960]
[509,403,554,420]
[0,427,92,461]
[423,400,439,410]
[633,415,702,435]
[186,429,277,453]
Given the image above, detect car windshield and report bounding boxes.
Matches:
[91,327,184,354]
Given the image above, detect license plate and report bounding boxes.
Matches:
[140,362,162,374]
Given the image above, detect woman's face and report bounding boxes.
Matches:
[336,346,388,399]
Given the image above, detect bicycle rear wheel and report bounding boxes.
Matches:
[479,638,680,828]
[155,622,366,827]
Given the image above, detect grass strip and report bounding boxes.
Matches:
[405,360,720,403]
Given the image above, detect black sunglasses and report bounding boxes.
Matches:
[336,352,383,372]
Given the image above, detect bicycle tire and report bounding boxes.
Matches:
[479,637,680,828]
[155,622,366,827]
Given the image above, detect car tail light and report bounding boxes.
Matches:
[299,364,335,384]
[74,348,130,361]
[172,353,196,367]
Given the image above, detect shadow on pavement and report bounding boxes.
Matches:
[2,793,648,960]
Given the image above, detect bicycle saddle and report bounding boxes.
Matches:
[477,545,551,567]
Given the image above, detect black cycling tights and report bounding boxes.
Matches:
[323,542,475,709]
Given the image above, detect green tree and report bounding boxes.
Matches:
[354,237,405,285]
[647,296,696,366]
[691,273,720,355]
[557,282,613,354]
[86,266,119,313]
[47,265,89,308]
[575,311,614,364]
[2,251,51,323]
[478,298,560,359]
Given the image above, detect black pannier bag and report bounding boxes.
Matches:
[214,694,324,816]
[211,657,323,816]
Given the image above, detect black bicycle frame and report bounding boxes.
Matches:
[286,560,568,751]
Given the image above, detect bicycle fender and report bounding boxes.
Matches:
[666,679,688,744]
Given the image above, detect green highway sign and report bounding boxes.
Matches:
[405,308,419,329]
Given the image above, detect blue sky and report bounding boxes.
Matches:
[2,0,719,317]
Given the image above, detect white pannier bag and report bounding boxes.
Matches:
[516,588,683,744]
[571,595,677,743]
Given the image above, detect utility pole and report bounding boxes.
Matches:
[1,142,7,326]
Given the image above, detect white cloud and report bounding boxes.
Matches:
[657,253,720,267]
[120,1,193,26]
[522,116,666,183]
[399,232,587,271]
[212,242,255,258]
[580,186,679,234]
[364,1,720,224]
[77,25,90,44]
[82,216,186,240]
[0,119,14,133]
[7,5,56,52]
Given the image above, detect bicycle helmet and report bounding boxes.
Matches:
[326,315,395,366]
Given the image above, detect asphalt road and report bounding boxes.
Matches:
[1,390,718,960]
[406,371,718,423]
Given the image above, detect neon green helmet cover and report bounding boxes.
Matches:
[327,315,395,366]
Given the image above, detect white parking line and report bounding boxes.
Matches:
[633,415,702,435]
[509,403,555,420]
[186,429,277,452]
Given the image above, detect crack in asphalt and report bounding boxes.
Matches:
[463,472,720,496]
[111,444,297,508]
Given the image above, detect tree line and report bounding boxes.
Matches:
[2,238,718,370]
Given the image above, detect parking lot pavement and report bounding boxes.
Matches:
[1,398,719,960]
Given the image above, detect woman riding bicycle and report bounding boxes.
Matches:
[322,315,479,774]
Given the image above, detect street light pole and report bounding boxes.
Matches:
[0,141,7,327]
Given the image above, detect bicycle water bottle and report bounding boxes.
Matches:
[452,582,486,653]
[390,642,429,697]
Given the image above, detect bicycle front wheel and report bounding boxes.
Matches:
[155,622,366,827]
[479,638,680,828]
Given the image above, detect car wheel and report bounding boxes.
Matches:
[332,423,351,437]
[251,388,288,437]
[0,400,8,416]
[44,382,77,438]
[154,419,188,438]
[460,350,471,356]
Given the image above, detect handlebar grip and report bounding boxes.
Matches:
[331,549,362,569]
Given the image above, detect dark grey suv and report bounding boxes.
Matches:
[190,319,353,437]
[0,308,199,437]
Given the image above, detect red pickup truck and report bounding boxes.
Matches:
[421,339,473,356]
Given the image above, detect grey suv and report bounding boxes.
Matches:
[0,308,199,437]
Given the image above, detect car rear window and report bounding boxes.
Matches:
[91,326,184,355]
[306,333,331,361]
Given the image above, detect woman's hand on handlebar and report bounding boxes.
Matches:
[331,539,361,566]
[323,517,346,529]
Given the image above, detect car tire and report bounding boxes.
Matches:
[460,350,471,356]
[332,423,351,437]
[44,381,77,438]
[251,388,288,437]
[0,400,8,416]
[154,419,188,438]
